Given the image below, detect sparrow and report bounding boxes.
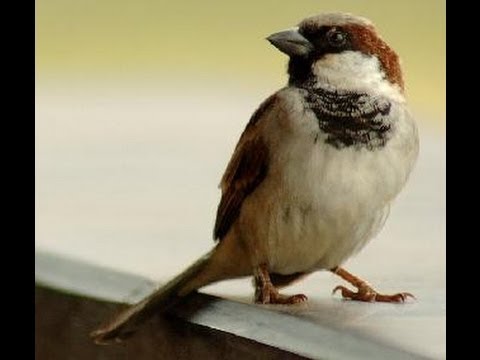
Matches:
[91,12,419,344]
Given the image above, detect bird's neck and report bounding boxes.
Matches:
[288,51,405,103]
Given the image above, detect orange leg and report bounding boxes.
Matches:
[330,267,415,303]
[254,264,308,304]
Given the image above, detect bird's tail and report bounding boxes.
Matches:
[91,248,218,344]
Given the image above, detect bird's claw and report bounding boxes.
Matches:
[285,293,309,304]
[256,284,308,304]
[332,285,415,303]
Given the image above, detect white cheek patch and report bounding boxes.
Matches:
[312,51,404,102]
[313,51,382,84]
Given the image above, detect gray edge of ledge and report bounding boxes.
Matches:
[35,250,433,360]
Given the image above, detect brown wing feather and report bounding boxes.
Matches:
[213,94,278,241]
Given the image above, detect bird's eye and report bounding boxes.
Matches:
[327,29,347,47]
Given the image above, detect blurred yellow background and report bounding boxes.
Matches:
[36,0,445,126]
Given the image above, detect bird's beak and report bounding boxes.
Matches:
[267,27,313,57]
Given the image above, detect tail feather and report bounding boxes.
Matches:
[90,249,214,344]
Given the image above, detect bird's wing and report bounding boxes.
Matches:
[213,94,278,241]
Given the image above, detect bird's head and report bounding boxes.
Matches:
[267,13,404,96]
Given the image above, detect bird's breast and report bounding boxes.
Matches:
[300,83,395,150]
[252,87,418,273]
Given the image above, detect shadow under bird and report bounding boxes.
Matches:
[91,12,419,344]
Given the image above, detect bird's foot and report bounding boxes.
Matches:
[255,282,308,304]
[254,264,308,304]
[332,284,414,303]
[330,266,415,303]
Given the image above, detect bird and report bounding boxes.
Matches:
[91,12,419,344]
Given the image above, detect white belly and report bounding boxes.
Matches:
[269,206,390,273]
[264,145,398,273]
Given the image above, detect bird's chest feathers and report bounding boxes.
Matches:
[300,83,394,150]
[255,86,416,272]
[278,139,397,218]
[271,87,406,212]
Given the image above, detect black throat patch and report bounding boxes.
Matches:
[299,83,394,150]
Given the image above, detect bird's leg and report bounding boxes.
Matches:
[254,264,308,304]
[330,267,415,303]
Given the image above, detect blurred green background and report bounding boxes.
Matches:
[36,0,445,126]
